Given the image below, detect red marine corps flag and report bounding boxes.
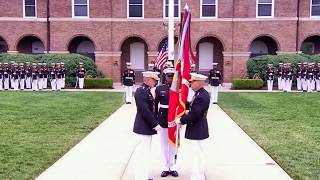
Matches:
[168,4,196,162]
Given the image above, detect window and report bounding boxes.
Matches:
[128,0,144,18]
[256,0,274,17]
[201,0,217,18]
[73,0,89,17]
[164,0,180,18]
[24,0,36,17]
[311,0,320,17]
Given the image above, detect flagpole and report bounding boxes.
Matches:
[168,0,175,65]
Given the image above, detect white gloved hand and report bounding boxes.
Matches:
[175,118,181,125]
[154,125,162,131]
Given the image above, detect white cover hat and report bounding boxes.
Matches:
[142,71,160,81]
[190,73,208,81]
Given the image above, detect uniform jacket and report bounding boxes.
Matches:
[154,84,170,128]
[208,69,221,86]
[133,83,158,135]
[266,68,274,80]
[77,67,86,78]
[122,68,135,86]
[180,87,210,140]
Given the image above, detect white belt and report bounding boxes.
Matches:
[159,104,168,108]
[125,77,133,79]
[211,77,219,79]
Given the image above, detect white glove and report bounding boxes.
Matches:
[154,125,162,131]
[175,118,181,125]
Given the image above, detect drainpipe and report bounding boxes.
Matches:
[231,0,235,81]
[296,0,300,53]
[46,0,51,53]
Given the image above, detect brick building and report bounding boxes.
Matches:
[0,0,320,82]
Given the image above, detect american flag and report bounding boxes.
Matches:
[155,40,168,70]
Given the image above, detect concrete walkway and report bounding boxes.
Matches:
[36,102,292,180]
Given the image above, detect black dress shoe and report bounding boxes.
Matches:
[170,170,179,177]
[161,171,170,177]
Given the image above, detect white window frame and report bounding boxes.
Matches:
[310,0,320,18]
[72,0,90,18]
[200,0,218,18]
[163,0,181,19]
[256,0,274,18]
[127,0,144,19]
[23,0,37,18]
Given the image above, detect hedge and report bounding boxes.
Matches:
[232,79,264,89]
[84,78,113,89]
[247,54,320,81]
[0,53,103,87]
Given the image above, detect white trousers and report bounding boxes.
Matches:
[19,79,25,90]
[190,140,206,180]
[301,79,307,91]
[79,78,84,89]
[188,87,195,102]
[278,77,282,90]
[281,79,286,92]
[267,80,273,92]
[13,79,19,91]
[4,78,9,90]
[62,77,65,88]
[0,78,3,90]
[56,78,62,90]
[51,79,56,91]
[285,80,292,92]
[38,78,43,90]
[307,79,313,92]
[158,128,176,171]
[43,78,48,89]
[26,77,31,89]
[125,86,133,103]
[316,79,320,92]
[210,86,219,103]
[297,78,301,91]
[32,79,38,91]
[134,134,152,180]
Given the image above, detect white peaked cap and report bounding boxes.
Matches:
[142,71,160,81]
[163,68,175,74]
[190,73,208,81]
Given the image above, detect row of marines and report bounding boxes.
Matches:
[0,62,86,91]
[266,62,320,92]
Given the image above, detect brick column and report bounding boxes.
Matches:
[223,51,251,83]
[95,51,122,82]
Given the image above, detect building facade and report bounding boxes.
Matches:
[0,0,320,82]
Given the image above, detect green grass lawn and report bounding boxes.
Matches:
[0,91,123,180]
[219,93,320,180]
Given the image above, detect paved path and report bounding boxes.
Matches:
[36,102,292,180]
